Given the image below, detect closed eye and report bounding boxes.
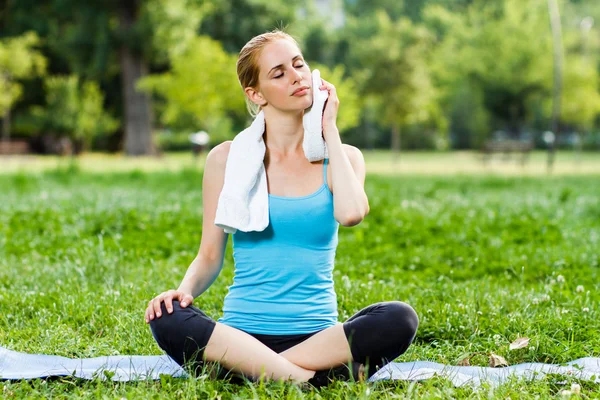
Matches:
[273,63,305,79]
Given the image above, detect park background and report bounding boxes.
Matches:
[1,0,600,158]
[1,0,600,399]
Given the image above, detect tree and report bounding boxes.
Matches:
[117,0,154,155]
[0,32,46,142]
[28,76,119,154]
[423,0,557,149]
[349,11,440,160]
[343,0,406,21]
[2,0,211,155]
[138,35,244,145]
[144,0,211,62]
[554,56,600,132]
[199,0,302,53]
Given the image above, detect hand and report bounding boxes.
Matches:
[319,78,340,138]
[145,289,194,324]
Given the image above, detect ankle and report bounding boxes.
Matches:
[298,369,316,383]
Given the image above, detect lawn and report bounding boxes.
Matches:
[1,152,599,398]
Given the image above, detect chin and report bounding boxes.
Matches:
[304,98,315,110]
[299,96,314,110]
[273,97,313,113]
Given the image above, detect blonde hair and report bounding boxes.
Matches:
[237,30,302,117]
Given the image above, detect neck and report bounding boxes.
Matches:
[262,107,304,159]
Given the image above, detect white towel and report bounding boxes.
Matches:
[214,69,329,234]
[303,70,330,162]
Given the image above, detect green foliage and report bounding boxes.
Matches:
[143,0,213,63]
[309,62,361,134]
[76,80,120,145]
[447,82,491,149]
[199,0,303,53]
[343,0,406,21]
[0,31,47,114]
[348,11,445,145]
[553,56,600,131]
[2,0,600,150]
[423,0,599,140]
[299,22,340,68]
[139,35,244,140]
[28,76,119,147]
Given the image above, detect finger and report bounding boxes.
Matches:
[177,292,187,307]
[145,304,155,323]
[153,296,164,318]
[324,86,338,102]
[164,294,174,314]
[146,300,154,321]
[181,294,193,308]
[321,84,336,96]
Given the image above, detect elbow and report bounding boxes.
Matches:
[338,208,369,227]
[340,217,362,227]
[337,196,370,227]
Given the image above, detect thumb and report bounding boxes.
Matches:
[180,293,194,308]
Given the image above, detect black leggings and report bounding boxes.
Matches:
[150,301,418,380]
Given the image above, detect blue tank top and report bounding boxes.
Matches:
[218,158,339,335]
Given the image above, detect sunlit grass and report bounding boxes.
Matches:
[1,161,599,398]
[1,150,599,175]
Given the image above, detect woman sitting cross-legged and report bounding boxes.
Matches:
[145,30,418,388]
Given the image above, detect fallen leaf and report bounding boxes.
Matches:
[457,356,470,366]
[489,353,509,368]
[509,337,530,350]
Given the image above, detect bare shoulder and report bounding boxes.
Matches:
[342,144,365,165]
[341,144,367,186]
[206,140,232,171]
[198,141,232,262]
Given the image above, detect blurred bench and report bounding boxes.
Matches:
[481,140,533,165]
[0,140,30,155]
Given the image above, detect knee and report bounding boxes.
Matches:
[387,301,419,343]
[149,300,184,342]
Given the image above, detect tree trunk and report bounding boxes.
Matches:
[365,117,374,150]
[2,109,10,142]
[547,0,563,173]
[119,1,154,156]
[391,124,401,164]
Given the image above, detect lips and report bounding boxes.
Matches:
[292,86,310,96]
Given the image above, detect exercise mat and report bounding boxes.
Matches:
[2,346,599,387]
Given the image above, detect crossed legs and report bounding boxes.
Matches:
[150,301,418,383]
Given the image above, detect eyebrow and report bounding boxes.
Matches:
[268,55,303,75]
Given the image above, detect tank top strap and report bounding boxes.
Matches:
[323,158,328,185]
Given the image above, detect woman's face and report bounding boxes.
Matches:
[250,39,313,112]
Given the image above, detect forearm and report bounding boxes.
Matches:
[177,254,223,298]
[325,129,369,224]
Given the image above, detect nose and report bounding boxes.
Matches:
[290,66,303,83]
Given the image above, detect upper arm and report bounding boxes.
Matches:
[343,144,367,189]
[197,141,232,263]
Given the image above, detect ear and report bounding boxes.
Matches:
[244,87,268,107]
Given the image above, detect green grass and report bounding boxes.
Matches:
[1,158,599,398]
[2,150,600,175]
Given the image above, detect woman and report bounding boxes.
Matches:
[145,30,418,387]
